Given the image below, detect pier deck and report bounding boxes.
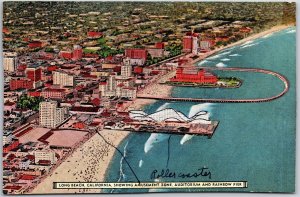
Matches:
[104,121,219,139]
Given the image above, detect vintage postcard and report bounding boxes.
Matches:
[2,1,296,194]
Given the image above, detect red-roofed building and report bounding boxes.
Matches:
[28,41,43,48]
[215,36,230,42]
[28,91,41,97]
[9,78,33,90]
[125,49,147,65]
[134,66,143,74]
[26,66,42,82]
[44,81,53,87]
[4,101,16,112]
[105,55,113,62]
[72,45,82,60]
[84,53,99,58]
[20,174,36,180]
[150,70,160,75]
[155,42,165,49]
[17,64,27,72]
[23,37,30,42]
[26,155,35,161]
[47,65,58,72]
[73,122,85,129]
[3,185,22,194]
[101,110,111,117]
[75,84,85,91]
[183,32,199,54]
[70,106,101,115]
[3,27,9,34]
[113,66,122,73]
[3,139,19,154]
[40,88,66,99]
[59,51,73,59]
[38,160,51,166]
[87,31,103,38]
[170,67,217,84]
[91,98,101,106]
[240,27,252,33]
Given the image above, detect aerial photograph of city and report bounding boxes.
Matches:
[2,1,296,194]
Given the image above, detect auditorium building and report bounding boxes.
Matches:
[170,67,218,84]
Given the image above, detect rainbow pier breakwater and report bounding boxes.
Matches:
[137,67,289,103]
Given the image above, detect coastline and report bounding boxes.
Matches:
[31,129,130,194]
[30,96,154,194]
[29,24,293,194]
[191,24,294,64]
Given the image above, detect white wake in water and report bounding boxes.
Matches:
[144,133,169,153]
[188,103,214,118]
[207,51,231,60]
[198,60,212,66]
[240,40,254,46]
[180,134,194,145]
[218,51,232,56]
[118,142,128,182]
[262,32,275,38]
[216,62,227,67]
[206,54,221,60]
[221,58,230,62]
[111,142,129,193]
[138,159,144,168]
[229,54,241,57]
[286,29,296,34]
[240,42,260,49]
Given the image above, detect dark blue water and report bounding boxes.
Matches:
[104,27,296,193]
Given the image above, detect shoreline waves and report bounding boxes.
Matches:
[191,24,294,64]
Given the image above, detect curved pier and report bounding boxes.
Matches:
[137,67,289,103]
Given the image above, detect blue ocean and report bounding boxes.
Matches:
[104,27,296,193]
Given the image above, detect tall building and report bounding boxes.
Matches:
[107,75,116,91]
[39,101,65,128]
[53,71,74,87]
[116,85,137,99]
[121,59,132,77]
[183,36,193,52]
[192,36,199,55]
[4,52,17,72]
[25,66,42,88]
[72,45,83,60]
[182,32,200,55]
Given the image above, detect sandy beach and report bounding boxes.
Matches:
[29,24,293,194]
[30,93,159,194]
[136,70,176,98]
[192,24,294,64]
[31,129,129,194]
